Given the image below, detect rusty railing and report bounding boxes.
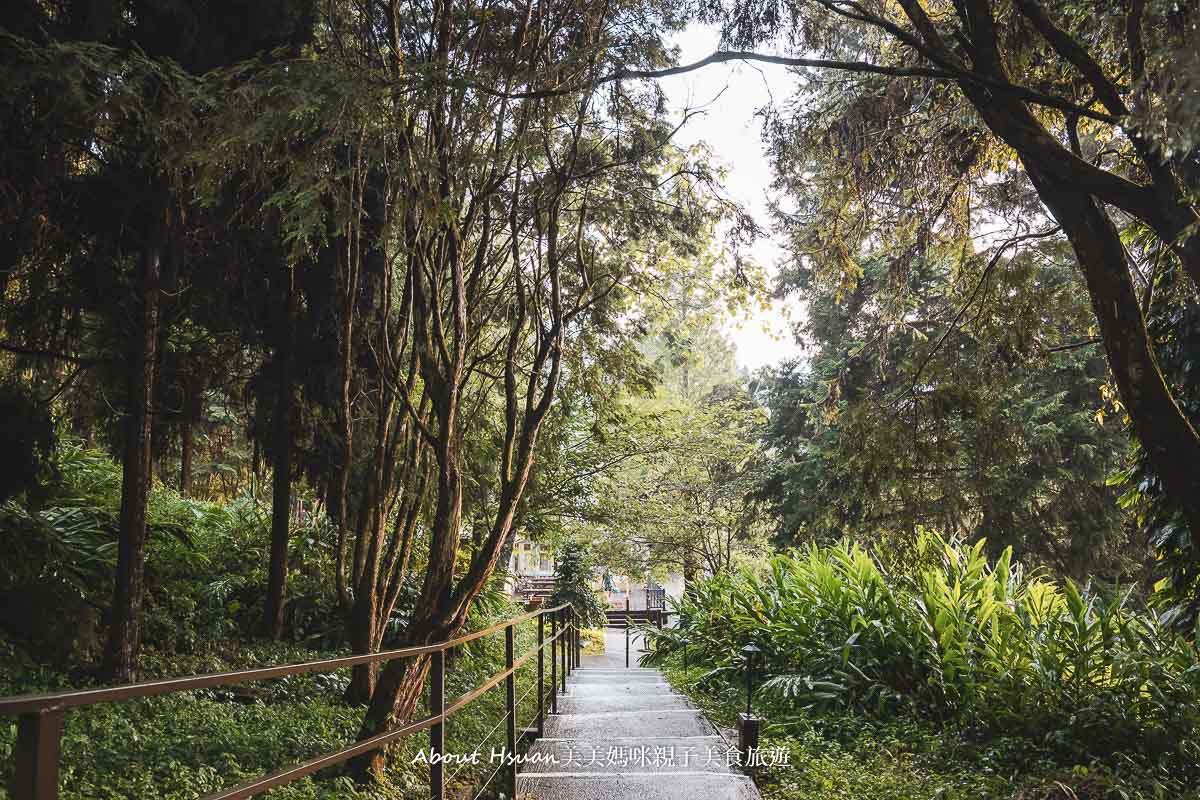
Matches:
[0,603,582,800]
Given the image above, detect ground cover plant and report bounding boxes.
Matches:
[0,631,551,800]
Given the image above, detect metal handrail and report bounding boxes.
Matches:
[2,602,583,800]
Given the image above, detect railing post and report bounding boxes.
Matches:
[537,611,545,736]
[629,594,635,668]
[550,610,558,714]
[13,708,64,800]
[505,623,517,799]
[566,610,573,676]
[574,611,581,668]
[560,610,568,693]
[430,649,445,800]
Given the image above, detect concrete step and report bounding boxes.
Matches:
[569,671,665,684]
[545,710,716,739]
[556,693,692,714]
[524,736,736,774]
[517,772,759,800]
[519,630,761,800]
[605,608,661,618]
[564,682,674,699]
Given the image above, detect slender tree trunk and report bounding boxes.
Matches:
[264,275,296,640]
[178,362,201,497]
[179,418,192,497]
[346,503,384,703]
[334,256,357,614]
[102,194,165,683]
[682,552,699,592]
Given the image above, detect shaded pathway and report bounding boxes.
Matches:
[517,629,759,800]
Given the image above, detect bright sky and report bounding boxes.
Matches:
[658,25,806,373]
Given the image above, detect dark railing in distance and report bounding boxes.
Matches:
[0,603,582,800]
[646,587,666,610]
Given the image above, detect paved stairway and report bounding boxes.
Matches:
[516,630,760,800]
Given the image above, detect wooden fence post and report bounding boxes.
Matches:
[12,709,64,800]
[430,650,445,800]
[537,612,545,736]
[505,624,517,799]
[550,611,558,714]
[560,609,568,692]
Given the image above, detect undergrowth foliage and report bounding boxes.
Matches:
[644,535,1200,774]
[0,443,343,664]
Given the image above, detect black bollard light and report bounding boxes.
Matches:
[681,637,689,674]
[741,643,761,716]
[737,643,763,772]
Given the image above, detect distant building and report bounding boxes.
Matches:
[507,536,556,607]
[511,537,554,577]
[599,572,684,611]
[506,534,685,612]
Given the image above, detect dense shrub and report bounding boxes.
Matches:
[645,535,1200,776]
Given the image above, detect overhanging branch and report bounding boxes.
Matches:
[490,50,1118,125]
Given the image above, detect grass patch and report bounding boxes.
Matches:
[581,627,606,655]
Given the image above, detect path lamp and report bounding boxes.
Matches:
[737,643,763,773]
[681,637,689,674]
[624,595,631,669]
[741,643,761,716]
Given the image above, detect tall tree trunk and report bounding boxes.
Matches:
[909,0,1200,543]
[179,413,193,497]
[264,275,296,640]
[346,497,384,703]
[1026,168,1200,537]
[353,653,431,778]
[102,194,165,683]
[333,251,357,615]
[344,162,395,697]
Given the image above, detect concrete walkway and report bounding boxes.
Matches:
[516,630,760,800]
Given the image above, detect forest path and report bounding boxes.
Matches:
[516,630,760,800]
